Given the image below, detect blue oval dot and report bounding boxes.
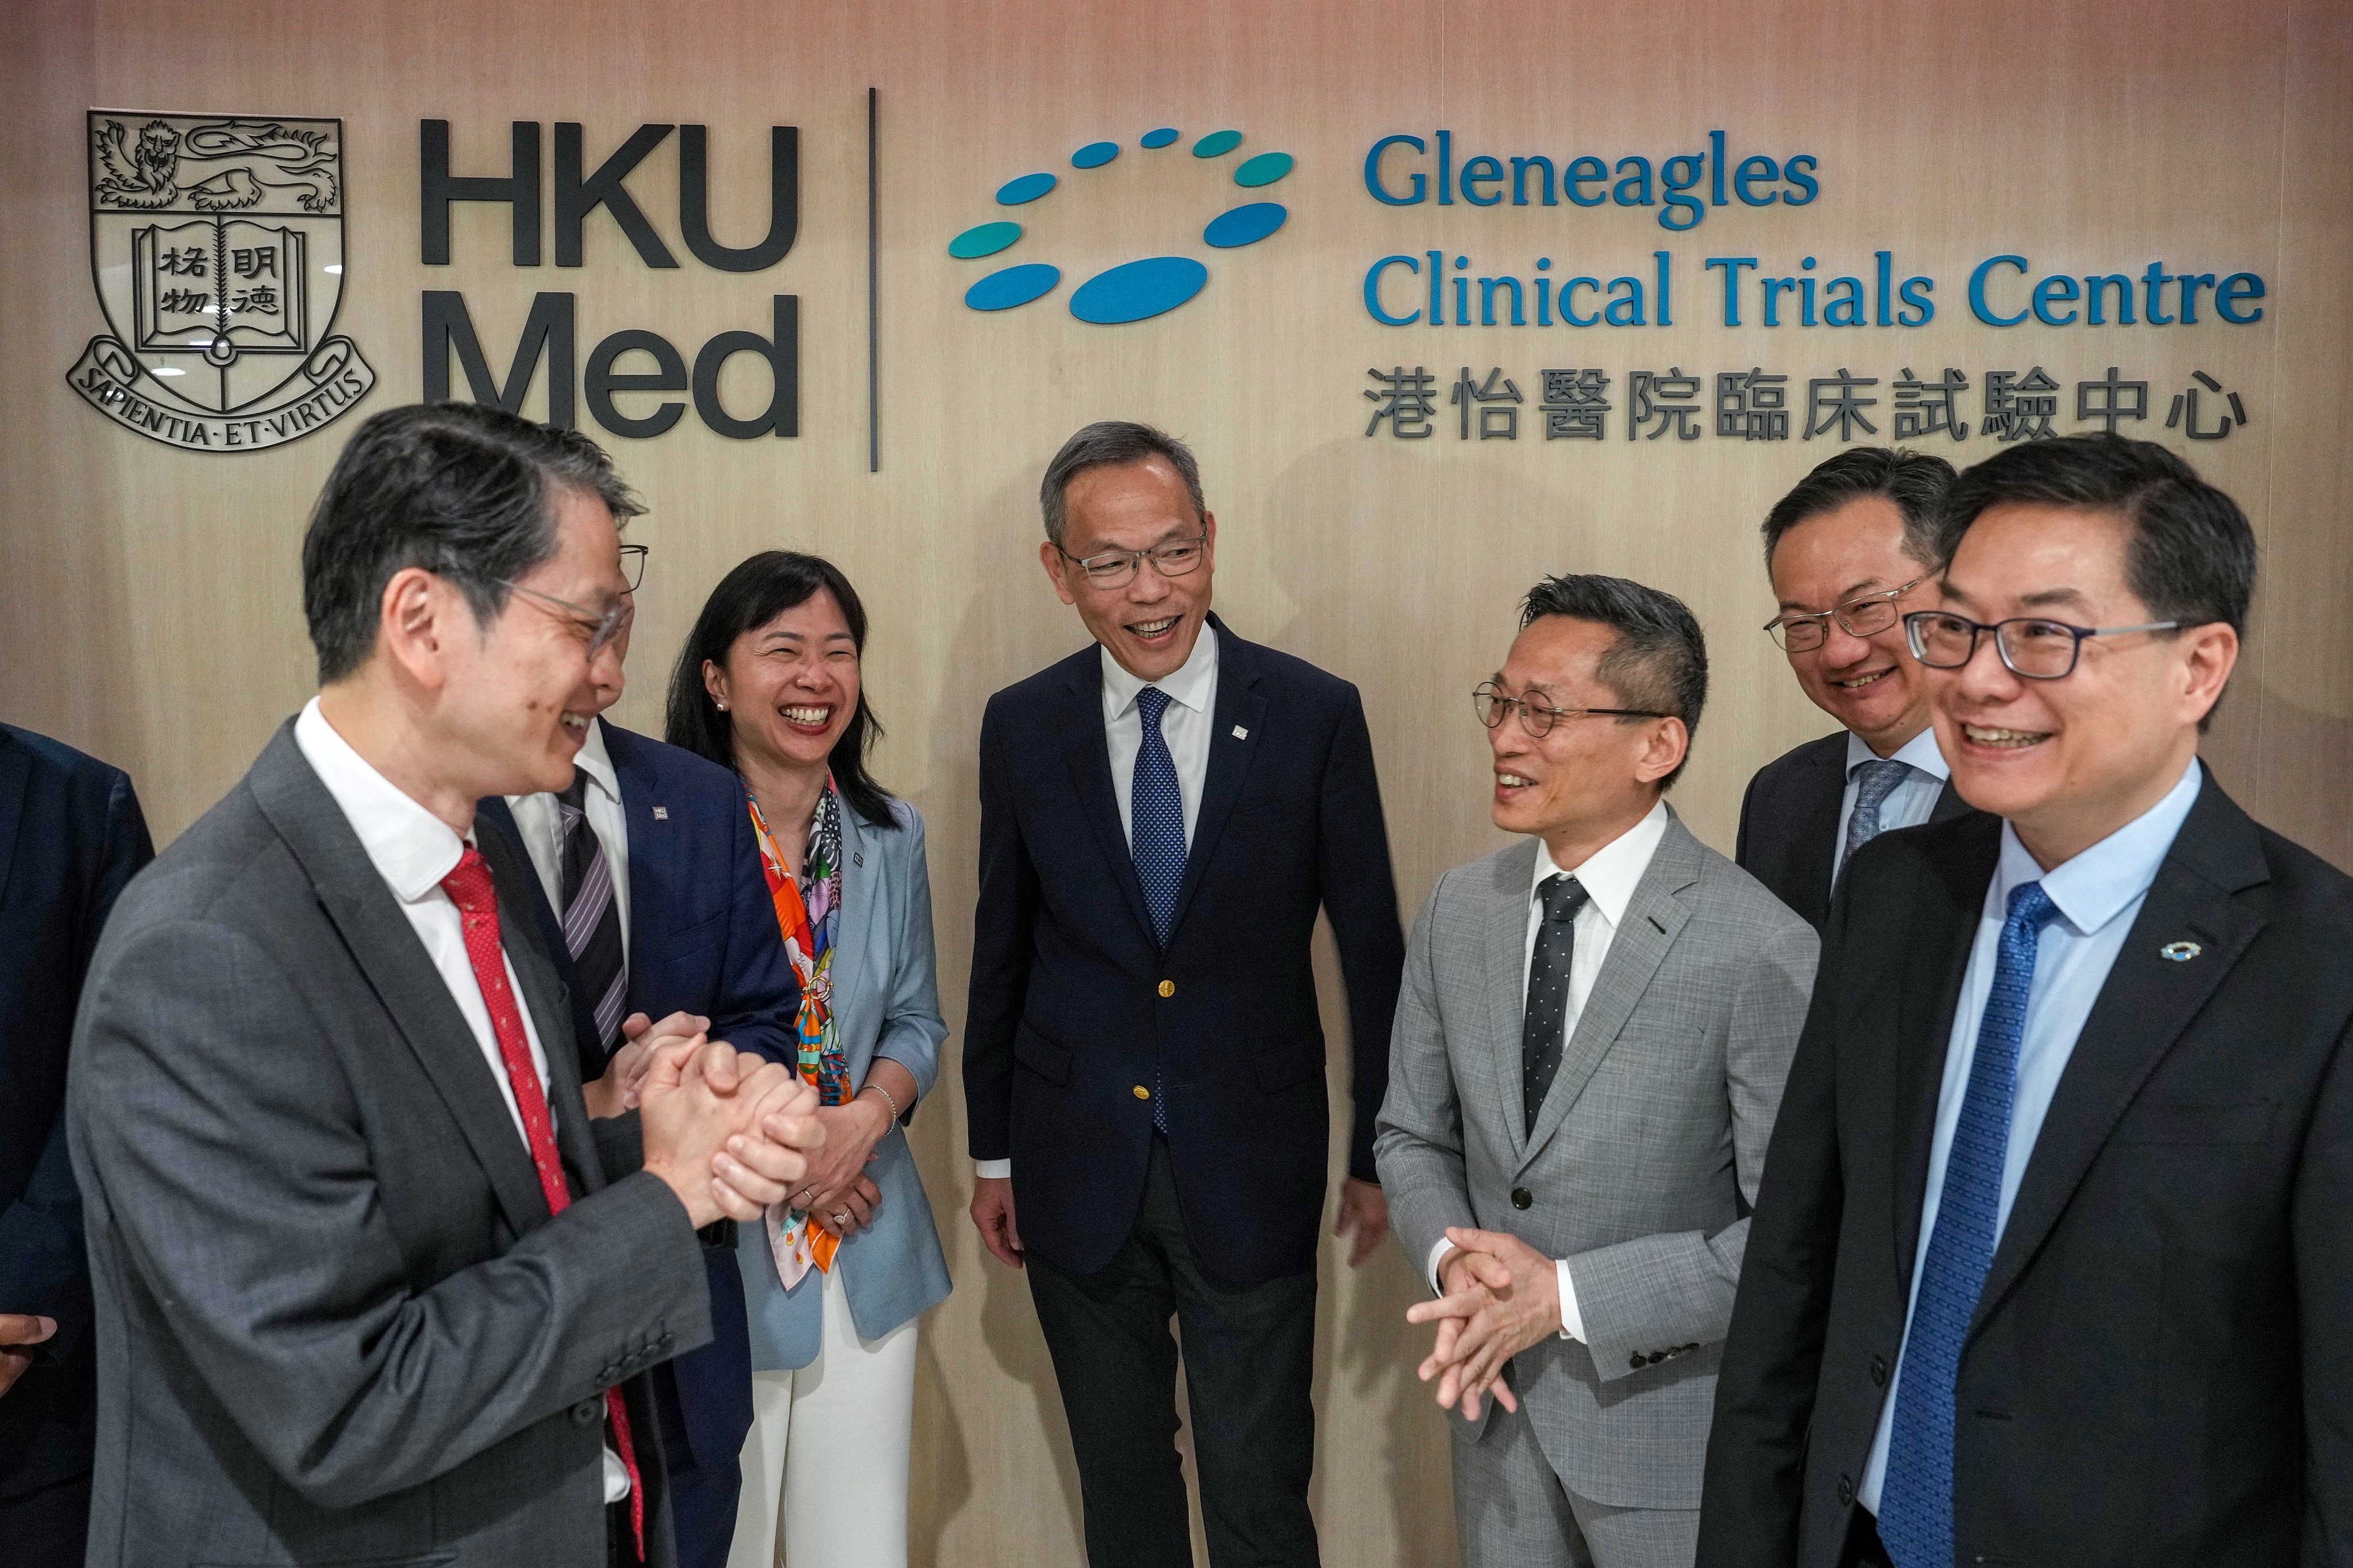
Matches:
[1141,128,1180,149]
[965,263,1061,312]
[1069,256,1208,325]
[1203,202,1287,249]
[1234,152,1293,188]
[1072,141,1119,169]
[996,172,1057,205]
[949,221,1022,259]
[1192,130,1243,158]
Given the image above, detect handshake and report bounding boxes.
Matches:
[586,1011,827,1232]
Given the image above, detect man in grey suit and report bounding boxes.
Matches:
[1377,575,1819,1568]
[67,403,824,1568]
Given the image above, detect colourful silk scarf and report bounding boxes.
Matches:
[749,779,846,1285]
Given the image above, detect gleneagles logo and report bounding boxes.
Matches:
[67,111,376,453]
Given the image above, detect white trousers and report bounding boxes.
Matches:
[726,1263,919,1568]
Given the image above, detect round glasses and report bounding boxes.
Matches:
[1473,680,1669,738]
[1901,609,2180,681]
[1056,533,1207,590]
[1763,576,1925,653]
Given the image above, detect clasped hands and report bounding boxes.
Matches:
[1404,1226,1561,1421]
[609,1011,828,1232]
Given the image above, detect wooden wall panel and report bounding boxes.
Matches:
[4,3,2344,1563]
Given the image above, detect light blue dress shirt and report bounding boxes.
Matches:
[1858,758,2204,1513]
[1832,726,1952,879]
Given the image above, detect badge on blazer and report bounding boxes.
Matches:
[2159,940,2202,962]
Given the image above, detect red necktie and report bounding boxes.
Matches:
[441,846,646,1561]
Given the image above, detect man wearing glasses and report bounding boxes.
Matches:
[963,420,1405,1567]
[1700,435,2353,1568]
[1376,575,1817,1568]
[1743,449,1970,929]
[477,539,805,1568]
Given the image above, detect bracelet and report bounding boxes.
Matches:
[861,1081,904,1122]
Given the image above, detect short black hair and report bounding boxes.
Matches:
[1760,446,1955,571]
[664,551,900,832]
[1519,573,1709,788]
[301,402,642,683]
[1936,433,2256,639]
[1039,420,1206,548]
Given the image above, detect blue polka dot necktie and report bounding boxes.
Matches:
[1842,758,1912,873]
[1880,880,2061,1568]
[1131,687,1185,1132]
[1522,874,1590,1136]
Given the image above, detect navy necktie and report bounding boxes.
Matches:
[1880,880,2061,1568]
[1842,758,1912,872]
[556,769,627,1057]
[1130,687,1184,1133]
[1522,874,1591,1136]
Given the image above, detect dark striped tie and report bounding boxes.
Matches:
[556,769,627,1058]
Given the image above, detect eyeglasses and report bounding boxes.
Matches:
[1056,532,1208,590]
[1763,576,1927,653]
[499,580,636,661]
[1901,609,2179,681]
[1473,680,1670,738]
[618,544,648,593]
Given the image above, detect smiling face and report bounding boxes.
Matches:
[702,587,860,779]
[1041,454,1216,683]
[1767,495,1935,755]
[1930,502,2236,866]
[1488,615,1686,863]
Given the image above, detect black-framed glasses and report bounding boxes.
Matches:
[1902,609,2179,681]
[1473,680,1669,738]
[1056,531,1208,590]
[618,544,648,593]
[499,580,636,661]
[1763,575,1927,653]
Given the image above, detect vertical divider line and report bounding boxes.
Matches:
[868,86,880,475]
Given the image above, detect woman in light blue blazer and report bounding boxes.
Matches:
[665,551,950,1568]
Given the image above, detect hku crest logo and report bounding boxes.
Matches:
[67,111,376,452]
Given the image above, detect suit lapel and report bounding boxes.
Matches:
[1971,784,2268,1330]
[1165,622,1267,941]
[833,803,887,1052]
[1060,655,1161,946]
[248,723,551,1238]
[1482,839,1541,1161]
[1794,737,1848,924]
[0,733,31,905]
[1520,815,1702,1169]
[1927,775,1973,825]
[474,793,597,1072]
[604,724,663,1005]
[477,816,604,1196]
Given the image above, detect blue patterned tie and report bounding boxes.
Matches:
[1880,880,2060,1568]
[1842,758,1912,871]
[1131,687,1185,1133]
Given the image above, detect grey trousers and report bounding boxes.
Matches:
[1450,1401,1698,1568]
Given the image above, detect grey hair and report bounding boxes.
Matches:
[1039,420,1206,548]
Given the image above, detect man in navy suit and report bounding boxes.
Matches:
[0,725,152,1564]
[479,579,800,1568]
[964,421,1407,1567]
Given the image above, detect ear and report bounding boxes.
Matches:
[700,656,731,711]
[1201,509,1217,561]
[1040,538,1079,607]
[2179,622,2240,727]
[376,566,456,694]
[1632,716,1690,788]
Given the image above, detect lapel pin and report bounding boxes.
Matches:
[651,806,668,821]
[2159,940,2201,962]
[854,852,865,867]
[1232,725,1249,739]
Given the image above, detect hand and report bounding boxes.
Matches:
[583,1011,706,1119]
[640,1041,808,1228]
[791,1096,891,1219]
[711,1060,825,1220]
[0,1314,56,1401]
[970,1175,1023,1269]
[1407,1227,1562,1419]
[1333,1177,1391,1269]
[814,1175,884,1240]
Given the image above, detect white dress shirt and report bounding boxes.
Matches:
[1832,725,1951,878]
[974,626,1221,1182]
[1858,759,2202,1513]
[505,716,633,965]
[1428,799,1670,1343]
[292,698,629,1504]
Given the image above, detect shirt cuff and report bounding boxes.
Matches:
[1427,1237,1455,1295]
[973,1158,1012,1180]
[1557,1258,1584,1342]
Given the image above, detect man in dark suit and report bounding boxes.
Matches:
[0,725,151,1565]
[480,595,803,1568]
[1698,434,2353,1568]
[67,403,823,1568]
[1739,449,1970,928]
[964,420,1407,1567]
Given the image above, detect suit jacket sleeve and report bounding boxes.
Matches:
[1569,913,1818,1384]
[1695,885,1859,1568]
[0,766,152,1362]
[1734,762,1762,872]
[1372,879,1475,1281]
[1318,687,1407,1181]
[2298,1015,2353,1564]
[704,788,802,1066]
[872,808,949,1111]
[69,915,712,1511]
[964,699,1039,1164]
